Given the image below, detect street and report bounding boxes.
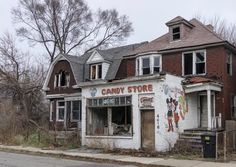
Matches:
[0,151,137,167]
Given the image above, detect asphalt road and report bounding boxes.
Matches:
[0,151,137,167]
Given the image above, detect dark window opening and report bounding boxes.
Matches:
[71,101,81,121]
[153,56,160,73]
[227,53,232,75]
[54,70,70,87]
[98,64,102,79]
[142,57,150,75]
[232,95,236,119]
[172,27,180,40]
[111,106,132,136]
[60,71,66,86]
[184,53,193,75]
[196,52,205,74]
[87,107,108,136]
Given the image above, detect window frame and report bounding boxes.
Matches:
[172,26,181,41]
[182,50,206,76]
[136,54,162,76]
[49,101,53,122]
[54,71,70,88]
[227,52,233,76]
[56,100,65,122]
[70,100,82,122]
[90,63,103,80]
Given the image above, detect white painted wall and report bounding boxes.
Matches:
[81,74,198,151]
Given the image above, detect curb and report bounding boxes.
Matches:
[0,145,170,167]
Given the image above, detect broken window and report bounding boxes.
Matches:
[183,51,206,75]
[136,55,162,76]
[57,101,65,121]
[196,51,205,74]
[172,27,180,40]
[87,107,108,136]
[227,52,232,75]
[112,106,132,136]
[184,53,193,75]
[90,64,102,80]
[54,70,70,87]
[86,96,132,136]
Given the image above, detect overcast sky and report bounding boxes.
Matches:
[0,0,236,55]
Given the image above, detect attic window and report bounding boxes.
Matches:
[90,64,102,80]
[54,70,70,88]
[172,27,180,40]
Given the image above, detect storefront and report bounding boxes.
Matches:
[81,74,196,151]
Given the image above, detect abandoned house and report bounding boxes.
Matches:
[43,16,236,151]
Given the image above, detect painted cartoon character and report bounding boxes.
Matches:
[166,98,174,132]
[172,99,179,128]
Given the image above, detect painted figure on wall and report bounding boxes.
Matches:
[162,84,188,132]
[166,98,173,132]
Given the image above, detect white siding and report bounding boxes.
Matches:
[87,52,104,63]
[102,62,110,79]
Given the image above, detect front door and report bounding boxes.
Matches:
[200,95,208,128]
[141,110,155,150]
[199,95,214,128]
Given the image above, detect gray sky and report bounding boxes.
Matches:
[0,0,236,55]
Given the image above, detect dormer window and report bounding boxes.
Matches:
[54,70,70,88]
[172,26,180,41]
[136,55,162,76]
[90,64,102,80]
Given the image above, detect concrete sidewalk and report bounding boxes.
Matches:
[0,145,235,167]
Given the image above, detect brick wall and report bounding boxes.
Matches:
[116,45,236,125]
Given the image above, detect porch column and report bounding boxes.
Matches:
[207,89,212,129]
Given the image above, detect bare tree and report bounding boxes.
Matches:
[195,15,236,46]
[0,33,47,129]
[12,0,133,63]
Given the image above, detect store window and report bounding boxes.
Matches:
[86,96,132,136]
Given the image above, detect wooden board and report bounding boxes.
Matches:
[141,110,155,150]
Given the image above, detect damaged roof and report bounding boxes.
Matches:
[182,76,223,85]
[130,18,225,55]
[61,42,146,84]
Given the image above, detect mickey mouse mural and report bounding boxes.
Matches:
[166,98,179,132]
[162,84,188,132]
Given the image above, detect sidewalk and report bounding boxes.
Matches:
[0,145,235,167]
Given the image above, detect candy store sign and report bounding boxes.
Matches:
[101,84,153,96]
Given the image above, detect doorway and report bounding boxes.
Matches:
[141,110,155,150]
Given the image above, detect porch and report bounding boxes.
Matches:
[183,78,223,130]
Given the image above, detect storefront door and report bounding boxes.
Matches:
[141,110,155,150]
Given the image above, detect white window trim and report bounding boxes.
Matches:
[90,64,102,80]
[136,54,162,76]
[56,100,65,122]
[54,71,70,88]
[182,50,206,76]
[70,100,81,122]
[49,101,53,122]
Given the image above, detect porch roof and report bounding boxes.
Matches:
[182,76,222,93]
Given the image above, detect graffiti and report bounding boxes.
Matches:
[162,84,188,132]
